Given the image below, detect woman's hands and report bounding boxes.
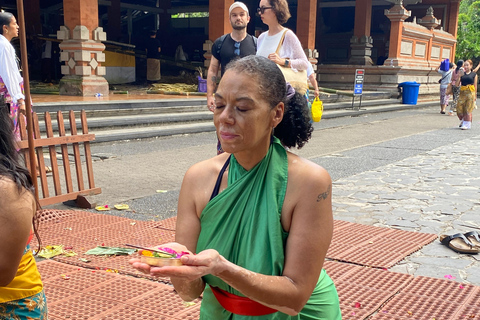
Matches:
[129,242,225,281]
[268,53,285,66]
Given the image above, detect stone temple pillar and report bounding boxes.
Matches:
[57,0,109,96]
[384,0,411,66]
[349,0,374,65]
[203,0,234,69]
[296,0,319,73]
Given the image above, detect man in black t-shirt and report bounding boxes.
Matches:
[146,30,162,82]
[206,2,257,112]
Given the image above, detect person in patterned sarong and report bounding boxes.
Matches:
[131,55,340,319]
[0,93,47,318]
[0,12,26,142]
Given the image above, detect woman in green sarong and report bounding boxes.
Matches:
[131,56,341,319]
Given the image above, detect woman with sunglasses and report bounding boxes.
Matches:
[255,0,310,97]
[0,97,47,318]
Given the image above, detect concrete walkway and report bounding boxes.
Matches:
[331,134,480,286]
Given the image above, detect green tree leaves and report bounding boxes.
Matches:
[456,0,480,60]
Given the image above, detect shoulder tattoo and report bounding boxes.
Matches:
[316,184,332,202]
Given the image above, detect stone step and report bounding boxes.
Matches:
[85,100,438,143]
[36,98,401,132]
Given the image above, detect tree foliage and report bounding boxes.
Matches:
[456,0,480,60]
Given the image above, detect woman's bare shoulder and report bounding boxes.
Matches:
[183,153,231,184]
[0,177,35,213]
[286,153,331,188]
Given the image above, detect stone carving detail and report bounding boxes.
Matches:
[93,27,107,42]
[89,58,98,70]
[418,6,441,29]
[57,26,70,40]
[73,26,90,41]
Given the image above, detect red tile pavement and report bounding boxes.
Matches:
[33,210,478,319]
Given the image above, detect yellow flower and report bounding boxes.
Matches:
[141,250,153,257]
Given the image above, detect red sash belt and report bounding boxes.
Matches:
[210,286,277,316]
[27,229,33,245]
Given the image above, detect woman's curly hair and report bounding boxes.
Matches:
[269,0,291,25]
[226,55,312,149]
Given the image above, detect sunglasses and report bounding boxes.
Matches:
[234,42,241,56]
[256,6,272,14]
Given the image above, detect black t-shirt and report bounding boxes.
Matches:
[146,38,161,59]
[460,71,477,86]
[212,34,257,75]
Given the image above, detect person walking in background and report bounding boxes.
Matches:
[436,62,454,114]
[307,64,319,98]
[0,12,26,142]
[206,1,257,154]
[0,99,47,319]
[131,56,341,319]
[448,60,464,116]
[256,0,310,99]
[206,2,257,112]
[456,59,478,130]
[146,30,161,82]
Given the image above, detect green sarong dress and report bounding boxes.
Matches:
[196,137,341,319]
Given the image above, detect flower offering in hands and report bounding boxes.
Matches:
[140,247,190,267]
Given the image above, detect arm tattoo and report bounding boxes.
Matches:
[316,184,332,202]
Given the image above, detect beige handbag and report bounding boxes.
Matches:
[275,29,309,95]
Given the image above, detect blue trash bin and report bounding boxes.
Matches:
[398,81,420,105]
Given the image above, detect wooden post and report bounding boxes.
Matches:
[16,0,38,200]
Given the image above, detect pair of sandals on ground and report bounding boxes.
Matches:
[440,231,480,254]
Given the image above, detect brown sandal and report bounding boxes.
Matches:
[464,231,480,248]
[440,233,480,254]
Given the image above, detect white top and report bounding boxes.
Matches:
[256,29,310,72]
[438,69,452,89]
[0,34,24,103]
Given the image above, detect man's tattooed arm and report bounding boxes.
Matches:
[210,75,218,90]
[316,184,332,202]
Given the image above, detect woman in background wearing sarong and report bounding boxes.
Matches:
[131,55,341,319]
[0,12,25,142]
[0,98,47,318]
[456,59,478,130]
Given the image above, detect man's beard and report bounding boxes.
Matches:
[231,21,247,30]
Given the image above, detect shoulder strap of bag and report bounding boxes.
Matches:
[216,34,228,56]
[440,70,452,82]
[275,29,289,55]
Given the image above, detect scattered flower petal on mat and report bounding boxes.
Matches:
[105,269,119,273]
[183,302,196,307]
[79,258,91,263]
[407,310,412,316]
[65,227,72,231]
[130,222,136,226]
[459,285,464,289]
[60,274,70,280]
[354,302,361,308]
[444,275,455,279]
[368,241,373,244]
[351,312,356,316]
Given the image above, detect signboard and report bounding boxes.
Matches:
[353,69,365,96]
